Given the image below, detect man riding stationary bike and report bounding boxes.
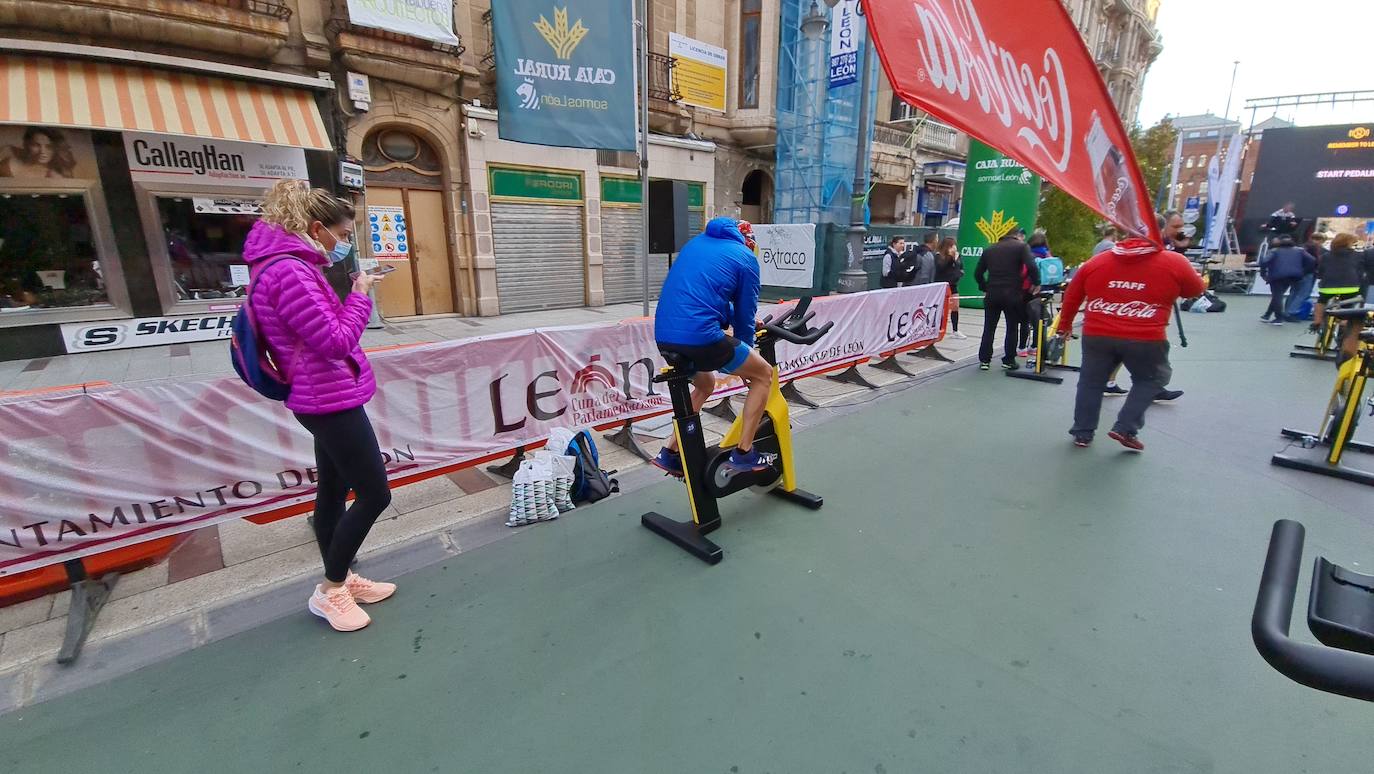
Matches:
[652,218,776,478]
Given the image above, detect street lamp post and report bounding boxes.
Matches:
[837,21,873,294]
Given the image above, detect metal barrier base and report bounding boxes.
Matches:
[911,344,954,363]
[57,561,119,665]
[780,381,820,409]
[1290,350,1337,362]
[825,364,880,390]
[871,355,918,378]
[486,446,527,479]
[604,421,653,462]
[703,398,737,422]
[1006,370,1064,385]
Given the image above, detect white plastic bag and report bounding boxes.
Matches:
[507,459,537,527]
[1189,294,1212,313]
[544,451,578,512]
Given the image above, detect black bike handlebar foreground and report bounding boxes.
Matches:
[1252,519,1374,703]
[759,297,834,347]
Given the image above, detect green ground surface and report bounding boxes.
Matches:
[3,297,1371,774]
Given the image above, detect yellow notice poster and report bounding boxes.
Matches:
[669,33,727,112]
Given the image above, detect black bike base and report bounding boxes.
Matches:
[1280,427,1374,455]
[640,512,723,564]
[1005,369,1064,385]
[1290,350,1337,361]
[770,487,823,510]
[1271,453,1374,488]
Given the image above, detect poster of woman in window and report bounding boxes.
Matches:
[0,125,98,179]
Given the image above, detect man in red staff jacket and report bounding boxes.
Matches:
[1054,216,1205,451]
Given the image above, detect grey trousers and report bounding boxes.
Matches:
[1072,335,1172,439]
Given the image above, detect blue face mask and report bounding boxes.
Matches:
[327,239,352,266]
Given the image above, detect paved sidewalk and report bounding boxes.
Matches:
[0,309,986,707]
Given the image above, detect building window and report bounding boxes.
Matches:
[1188,131,1201,139]
[1198,154,1207,166]
[1198,181,1209,196]
[156,197,259,302]
[739,0,761,109]
[1185,157,1194,168]
[0,192,107,310]
[1206,129,1219,137]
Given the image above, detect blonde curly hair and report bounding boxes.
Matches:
[260,180,355,249]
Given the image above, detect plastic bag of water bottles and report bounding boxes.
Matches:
[507,455,564,527]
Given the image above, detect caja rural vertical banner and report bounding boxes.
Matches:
[864,0,1160,244]
[955,140,1040,308]
[492,0,637,150]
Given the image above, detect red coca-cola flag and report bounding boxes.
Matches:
[865,0,1161,243]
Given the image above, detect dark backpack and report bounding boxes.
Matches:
[565,430,618,504]
[230,256,300,401]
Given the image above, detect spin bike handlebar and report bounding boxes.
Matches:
[1252,519,1374,703]
[1325,302,1374,321]
[758,297,834,347]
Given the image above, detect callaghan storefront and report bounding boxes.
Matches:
[0,49,337,361]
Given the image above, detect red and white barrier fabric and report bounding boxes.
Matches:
[864,0,1161,243]
[0,283,946,575]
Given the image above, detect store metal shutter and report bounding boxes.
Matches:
[688,209,704,237]
[601,206,671,305]
[491,203,586,313]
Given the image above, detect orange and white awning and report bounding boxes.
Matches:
[0,54,330,150]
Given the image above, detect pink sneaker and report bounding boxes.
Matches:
[308,584,371,632]
[345,571,397,604]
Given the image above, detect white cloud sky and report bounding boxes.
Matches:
[1137,0,1374,129]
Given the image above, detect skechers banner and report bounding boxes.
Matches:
[492,1,636,151]
[864,0,1160,243]
[0,285,946,575]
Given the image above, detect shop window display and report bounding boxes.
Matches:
[157,197,259,301]
[0,192,106,311]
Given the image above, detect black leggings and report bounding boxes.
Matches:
[949,308,959,331]
[294,407,391,582]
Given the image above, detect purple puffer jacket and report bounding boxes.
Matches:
[243,221,376,415]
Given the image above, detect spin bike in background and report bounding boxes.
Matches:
[1272,303,1374,487]
[1007,287,1080,385]
[641,298,833,565]
[1290,296,1363,362]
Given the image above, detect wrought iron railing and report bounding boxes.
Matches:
[196,0,292,19]
[649,52,681,103]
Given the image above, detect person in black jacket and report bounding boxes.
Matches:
[1313,232,1374,359]
[880,236,911,289]
[974,228,1039,370]
[1259,235,1316,325]
[907,232,939,286]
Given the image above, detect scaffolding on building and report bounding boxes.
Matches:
[772,0,877,227]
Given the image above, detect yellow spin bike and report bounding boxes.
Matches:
[1273,303,1374,487]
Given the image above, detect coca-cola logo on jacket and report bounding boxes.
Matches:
[912,0,1072,173]
[1084,298,1161,319]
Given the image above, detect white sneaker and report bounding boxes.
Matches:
[951,330,968,340]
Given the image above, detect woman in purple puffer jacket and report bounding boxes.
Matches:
[245,180,394,633]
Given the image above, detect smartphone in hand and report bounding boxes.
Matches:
[350,264,397,281]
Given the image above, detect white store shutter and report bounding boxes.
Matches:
[601,206,671,305]
[491,203,586,313]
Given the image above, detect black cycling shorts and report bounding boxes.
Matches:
[658,336,751,374]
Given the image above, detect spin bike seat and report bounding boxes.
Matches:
[655,351,696,383]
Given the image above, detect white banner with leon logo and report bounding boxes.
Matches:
[0,285,945,576]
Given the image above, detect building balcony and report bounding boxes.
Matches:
[326,10,470,97]
[0,0,291,60]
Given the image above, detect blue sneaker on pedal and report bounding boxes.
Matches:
[722,447,777,475]
[651,448,684,477]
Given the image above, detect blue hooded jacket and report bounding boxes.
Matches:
[654,217,761,347]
